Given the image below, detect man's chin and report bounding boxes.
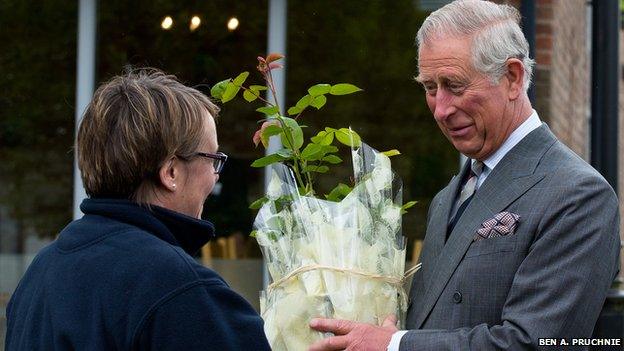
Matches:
[451,142,478,158]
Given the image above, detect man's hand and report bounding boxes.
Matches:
[308,315,398,351]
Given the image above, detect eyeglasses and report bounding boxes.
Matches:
[184,151,228,174]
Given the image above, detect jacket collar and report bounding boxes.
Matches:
[80,198,215,255]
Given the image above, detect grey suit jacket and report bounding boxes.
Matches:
[401,125,620,350]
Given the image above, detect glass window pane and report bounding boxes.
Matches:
[0,0,78,344]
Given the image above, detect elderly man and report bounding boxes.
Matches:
[309,0,620,350]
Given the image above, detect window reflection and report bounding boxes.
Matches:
[1,0,78,344]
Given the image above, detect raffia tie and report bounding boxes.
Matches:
[266,263,422,311]
[267,262,422,292]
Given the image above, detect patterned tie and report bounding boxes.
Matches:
[447,160,484,236]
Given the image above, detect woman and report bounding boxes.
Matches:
[5,69,271,350]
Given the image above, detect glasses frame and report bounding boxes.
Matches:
[188,151,228,174]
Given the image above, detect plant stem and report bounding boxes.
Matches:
[304,163,314,194]
[264,74,311,194]
[267,69,281,111]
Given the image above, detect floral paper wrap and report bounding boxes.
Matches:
[255,142,408,351]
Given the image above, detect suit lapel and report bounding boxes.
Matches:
[419,165,467,285]
[412,124,556,329]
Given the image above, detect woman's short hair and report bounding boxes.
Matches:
[77,68,219,204]
[416,0,535,92]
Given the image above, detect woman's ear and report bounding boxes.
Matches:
[505,58,525,100]
[159,157,179,192]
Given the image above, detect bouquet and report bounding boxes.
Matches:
[211,54,419,350]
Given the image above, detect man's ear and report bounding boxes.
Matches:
[505,58,525,100]
[159,157,180,192]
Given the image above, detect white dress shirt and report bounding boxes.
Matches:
[387,110,542,351]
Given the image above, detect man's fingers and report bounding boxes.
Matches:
[308,335,349,351]
[309,318,356,335]
[382,314,398,328]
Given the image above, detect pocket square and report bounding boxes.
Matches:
[474,211,520,241]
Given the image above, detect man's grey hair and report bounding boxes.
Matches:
[416,0,535,92]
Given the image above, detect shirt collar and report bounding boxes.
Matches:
[476,109,542,172]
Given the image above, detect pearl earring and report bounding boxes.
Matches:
[172,183,176,189]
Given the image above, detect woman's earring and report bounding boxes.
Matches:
[172,183,176,189]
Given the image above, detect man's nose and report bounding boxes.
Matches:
[433,90,455,121]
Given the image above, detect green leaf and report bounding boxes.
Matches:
[300,143,324,160]
[276,148,294,158]
[262,124,283,137]
[320,145,339,153]
[401,200,418,214]
[295,94,311,109]
[221,82,240,103]
[233,71,249,86]
[272,196,294,216]
[325,183,352,202]
[243,89,259,102]
[335,128,362,147]
[249,230,258,238]
[256,106,280,116]
[260,124,283,147]
[249,197,269,210]
[246,85,266,102]
[210,79,230,100]
[279,117,304,150]
[287,106,303,116]
[264,229,282,242]
[308,84,331,96]
[310,130,334,145]
[322,155,342,164]
[251,153,287,167]
[325,127,337,133]
[310,95,327,110]
[381,149,401,157]
[303,165,329,173]
[250,85,268,93]
[330,83,363,95]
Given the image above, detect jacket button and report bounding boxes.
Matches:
[453,291,462,303]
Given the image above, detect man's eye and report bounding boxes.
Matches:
[448,83,464,93]
[423,84,437,95]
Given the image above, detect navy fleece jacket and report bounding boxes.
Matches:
[5,198,271,350]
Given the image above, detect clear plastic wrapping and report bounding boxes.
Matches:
[255,142,408,350]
